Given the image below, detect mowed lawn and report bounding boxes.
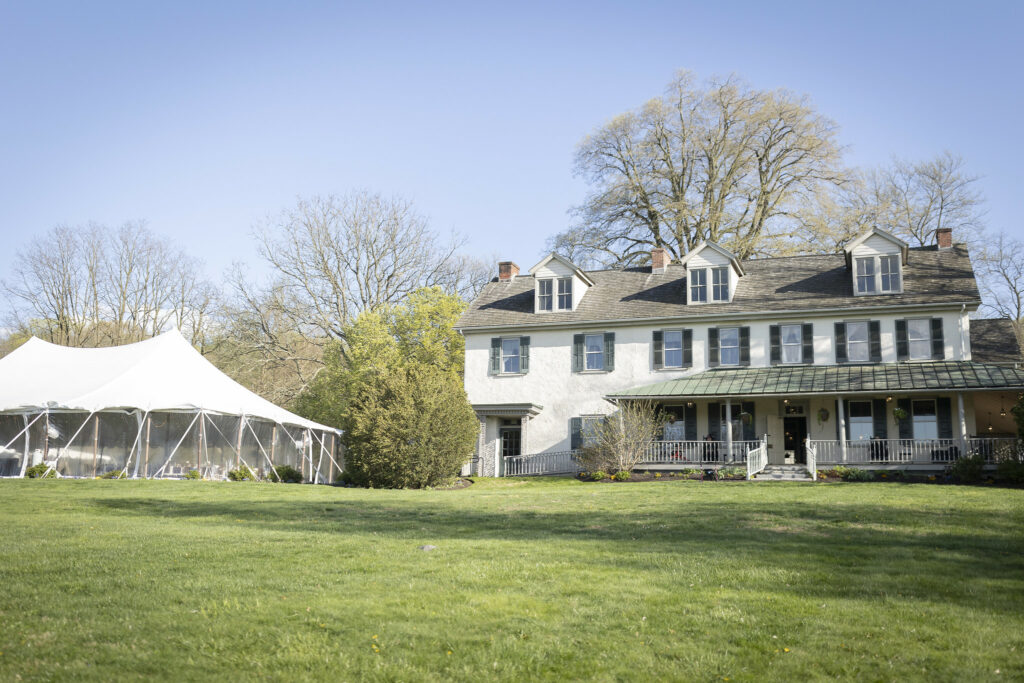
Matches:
[1,478,1023,681]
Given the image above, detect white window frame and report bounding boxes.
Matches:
[780,323,803,364]
[879,254,901,292]
[584,333,604,371]
[911,399,938,440]
[690,268,707,303]
[907,318,932,360]
[663,329,683,368]
[500,337,521,374]
[854,254,903,296]
[719,327,740,366]
[557,278,573,310]
[711,266,729,302]
[846,321,869,363]
[537,279,553,312]
[855,257,876,294]
[848,400,874,441]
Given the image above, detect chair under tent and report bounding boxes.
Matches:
[0,330,341,482]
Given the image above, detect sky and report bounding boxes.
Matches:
[1,0,1022,285]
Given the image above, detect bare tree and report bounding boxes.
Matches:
[576,401,664,475]
[976,232,1024,337]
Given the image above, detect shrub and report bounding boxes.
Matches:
[25,463,53,478]
[576,401,663,476]
[270,465,303,483]
[99,469,127,479]
[612,470,631,481]
[591,471,609,481]
[184,469,201,480]
[950,454,986,484]
[227,468,256,481]
[718,467,746,480]
[995,459,1024,485]
[841,468,874,482]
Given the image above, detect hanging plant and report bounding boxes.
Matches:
[817,408,829,425]
[893,407,909,420]
[740,412,752,425]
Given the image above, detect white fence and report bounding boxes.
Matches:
[502,450,579,476]
[746,438,768,480]
[808,437,1021,465]
[643,440,761,464]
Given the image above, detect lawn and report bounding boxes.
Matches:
[1,478,1022,681]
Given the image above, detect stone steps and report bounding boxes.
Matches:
[753,465,814,482]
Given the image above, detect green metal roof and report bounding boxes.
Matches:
[608,362,1024,399]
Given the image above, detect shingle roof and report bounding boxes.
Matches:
[970,318,1022,365]
[607,361,1024,399]
[457,244,980,330]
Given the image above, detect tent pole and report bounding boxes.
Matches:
[328,433,334,483]
[5,411,44,453]
[91,414,99,477]
[235,417,244,471]
[270,424,277,472]
[19,414,29,477]
[144,415,151,477]
[153,411,201,478]
[198,411,207,477]
[43,410,49,462]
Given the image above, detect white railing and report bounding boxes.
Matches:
[805,439,817,481]
[967,437,1021,462]
[643,440,760,464]
[502,450,579,476]
[746,437,768,480]
[808,437,1022,465]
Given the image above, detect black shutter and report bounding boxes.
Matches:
[739,327,750,366]
[684,402,697,441]
[708,328,720,367]
[604,332,615,372]
[652,330,664,369]
[682,329,693,368]
[742,401,755,441]
[897,398,913,439]
[834,323,847,364]
[931,318,945,360]
[802,323,814,364]
[869,320,882,362]
[489,338,501,374]
[769,325,781,365]
[843,400,851,440]
[519,336,530,374]
[572,334,584,372]
[570,417,582,450]
[707,402,720,441]
[895,319,909,361]
[872,399,888,439]
[937,397,953,439]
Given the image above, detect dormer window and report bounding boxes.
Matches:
[712,266,729,301]
[856,258,875,293]
[880,255,901,292]
[538,280,553,311]
[690,269,707,302]
[557,278,572,310]
[680,241,743,306]
[855,255,902,295]
[528,253,594,314]
[844,227,908,296]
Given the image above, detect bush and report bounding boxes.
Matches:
[99,469,127,479]
[591,470,609,481]
[25,463,53,478]
[841,468,874,482]
[950,454,986,484]
[227,468,256,481]
[576,401,663,476]
[341,365,478,489]
[270,465,303,484]
[612,470,631,481]
[995,459,1024,485]
[718,467,746,480]
[184,469,201,480]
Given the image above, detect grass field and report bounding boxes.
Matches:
[1,477,1022,681]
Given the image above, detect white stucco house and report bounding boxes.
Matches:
[456,227,1024,477]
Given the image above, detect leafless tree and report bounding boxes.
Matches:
[576,401,665,475]
[976,232,1024,337]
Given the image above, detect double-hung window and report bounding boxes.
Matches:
[907,319,932,360]
[538,279,553,311]
[848,401,874,441]
[585,334,604,370]
[664,330,683,367]
[557,278,572,310]
[581,416,603,446]
[719,327,740,366]
[501,338,520,374]
[912,400,938,440]
[856,257,876,293]
[880,255,901,292]
[690,269,707,303]
[846,321,869,362]
[781,324,802,364]
[712,266,729,301]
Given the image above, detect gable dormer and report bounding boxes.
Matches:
[529,253,594,313]
[844,227,908,296]
[679,241,743,305]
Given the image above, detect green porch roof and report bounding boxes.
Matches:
[608,362,1024,399]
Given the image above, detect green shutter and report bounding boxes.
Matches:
[843,401,851,440]
[708,328,720,367]
[572,334,584,373]
[489,338,501,374]
[684,402,697,441]
[741,401,755,441]
[769,325,781,365]
[570,417,582,450]
[897,399,913,439]
[834,323,847,363]
[872,399,888,439]
[895,319,909,361]
[519,336,530,374]
[937,397,953,439]
[802,323,814,364]
[869,320,882,362]
[652,330,663,369]
[931,318,945,360]
[739,327,750,366]
[682,329,693,367]
[604,332,615,372]
[707,402,720,440]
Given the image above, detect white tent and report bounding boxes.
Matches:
[0,330,341,482]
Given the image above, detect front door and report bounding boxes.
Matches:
[500,427,521,458]
[783,417,808,464]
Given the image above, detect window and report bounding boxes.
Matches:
[581,416,603,446]
[912,400,938,440]
[585,333,604,370]
[664,330,683,368]
[856,257,875,293]
[712,266,729,301]
[538,279,552,311]
[907,319,931,360]
[557,278,572,310]
[719,327,740,366]
[848,401,874,441]
[846,322,869,362]
[880,255,901,292]
[501,338,520,374]
[690,268,707,303]
[781,324,802,364]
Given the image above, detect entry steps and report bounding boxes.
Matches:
[752,464,814,482]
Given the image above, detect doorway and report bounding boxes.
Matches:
[499,425,521,458]
[783,416,808,464]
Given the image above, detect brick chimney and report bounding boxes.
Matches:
[498,261,519,281]
[936,227,953,250]
[651,247,669,273]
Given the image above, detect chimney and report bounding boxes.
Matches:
[498,261,519,281]
[936,227,953,250]
[651,247,669,273]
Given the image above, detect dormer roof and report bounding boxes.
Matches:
[528,253,596,286]
[844,227,909,267]
[678,241,745,277]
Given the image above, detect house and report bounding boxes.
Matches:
[455,227,1024,476]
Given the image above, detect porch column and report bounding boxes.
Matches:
[724,400,733,462]
[956,393,968,455]
[476,417,486,476]
[520,415,529,456]
[837,396,848,463]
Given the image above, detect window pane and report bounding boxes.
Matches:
[912,400,936,417]
[848,341,869,362]
[538,280,552,311]
[719,327,739,346]
[721,347,739,365]
[849,401,872,418]
[849,419,874,441]
[880,255,900,292]
[585,334,603,370]
[664,330,682,349]
[781,324,801,344]
[847,322,868,342]
[557,278,572,310]
[908,319,930,340]
[664,330,682,367]
[501,338,520,373]
[782,344,801,363]
[690,269,707,302]
[856,257,874,275]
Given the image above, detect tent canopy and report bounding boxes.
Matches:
[0,330,335,432]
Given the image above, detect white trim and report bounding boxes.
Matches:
[528,253,596,286]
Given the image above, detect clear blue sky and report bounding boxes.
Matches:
[1,0,1021,284]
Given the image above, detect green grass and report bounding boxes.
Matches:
[1,478,1023,681]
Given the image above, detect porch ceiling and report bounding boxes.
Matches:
[608,361,1024,399]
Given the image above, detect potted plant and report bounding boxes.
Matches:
[817,407,829,425]
[893,407,909,420]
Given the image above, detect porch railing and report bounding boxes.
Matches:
[809,437,1022,465]
[643,440,760,464]
[502,450,579,476]
[746,437,768,480]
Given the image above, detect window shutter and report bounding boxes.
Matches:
[869,320,882,362]
[937,397,953,439]
[682,329,693,368]
[897,398,913,439]
[519,336,530,374]
[739,327,751,366]
[769,325,781,365]
[931,318,945,360]
[604,332,615,372]
[802,323,814,364]
[707,402,720,441]
[708,328,719,367]
[834,323,847,364]
[872,399,888,439]
[741,401,755,441]
[684,402,697,441]
[572,334,584,373]
[652,330,663,370]
[895,319,909,361]
[843,401,851,440]
[570,417,582,450]
[489,338,501,374]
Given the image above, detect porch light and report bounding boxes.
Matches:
[988,412,994,432]
[886,396,893,402]
[1000,395,1007,417]
[686,401,694,408]
[782,398,789,404]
